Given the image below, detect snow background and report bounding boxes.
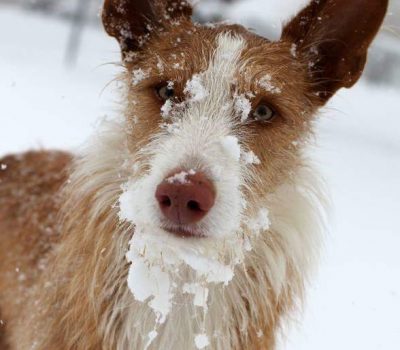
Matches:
[0,1,399,349]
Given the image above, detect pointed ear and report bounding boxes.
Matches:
[282,0,388,102]
[102,0,192,55]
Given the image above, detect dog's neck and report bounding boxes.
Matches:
[36,120,325,350]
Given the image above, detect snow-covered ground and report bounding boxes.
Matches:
[1,4,399,350]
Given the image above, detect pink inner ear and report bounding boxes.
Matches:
[281,0,388,101]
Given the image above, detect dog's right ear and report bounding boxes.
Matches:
[102,0,192,55]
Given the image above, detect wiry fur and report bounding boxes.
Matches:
[0,0,387,349]
[20,118,326,350]
[119,34,248,239]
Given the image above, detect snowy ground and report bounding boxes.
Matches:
[1,5,399,350]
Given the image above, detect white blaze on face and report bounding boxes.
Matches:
[120,33,247,239]
[119,33,251,348]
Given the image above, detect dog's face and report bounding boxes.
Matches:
[118,27,314,239]
[104,0,387,242]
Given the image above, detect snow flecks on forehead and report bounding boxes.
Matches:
[161,33,245,122]
[258,74,281,94]
[184,74,208,102]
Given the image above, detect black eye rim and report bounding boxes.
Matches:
[251,102,277,123]
[155,82,175,101]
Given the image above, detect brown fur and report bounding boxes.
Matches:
[0,151,71,348]
[0,0,388,349]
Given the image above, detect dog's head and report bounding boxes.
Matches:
[60,0,389,346]
[102,0,387,241]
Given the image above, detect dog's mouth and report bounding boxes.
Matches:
[161,224,207,238]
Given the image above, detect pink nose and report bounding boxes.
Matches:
[155,170,216,225]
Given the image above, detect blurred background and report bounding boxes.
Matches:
[0,0,399,349]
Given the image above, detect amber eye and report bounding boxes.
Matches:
[252,103,276,123]
[156,83,175,101]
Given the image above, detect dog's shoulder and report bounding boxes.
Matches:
[0,150,72,211]
[0,150,72,273]
[0,151,72,346]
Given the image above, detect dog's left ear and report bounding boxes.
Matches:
[282,0,388,102]
[102,0,192,56]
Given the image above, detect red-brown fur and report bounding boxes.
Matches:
[0,152,71,349]
[0,1,388,349]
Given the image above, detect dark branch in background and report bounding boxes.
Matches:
[64,0,91,67]
[193,0,239,23]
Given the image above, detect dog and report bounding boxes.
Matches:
[0,0,388,349]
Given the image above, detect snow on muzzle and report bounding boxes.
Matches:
[155,169,216,237]
[119,108,245,239]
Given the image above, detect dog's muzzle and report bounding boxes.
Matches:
[155,169,216,236]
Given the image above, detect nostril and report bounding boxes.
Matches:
[187,200,202,212]
[155,169,216,226]
[159,195,172,208]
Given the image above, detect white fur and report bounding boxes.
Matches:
[120,33,247,239]
[75,116,326,349]
[70,34,327,350]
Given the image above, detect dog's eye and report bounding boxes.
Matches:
[156,83,175,101]
[252,103,276,123]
